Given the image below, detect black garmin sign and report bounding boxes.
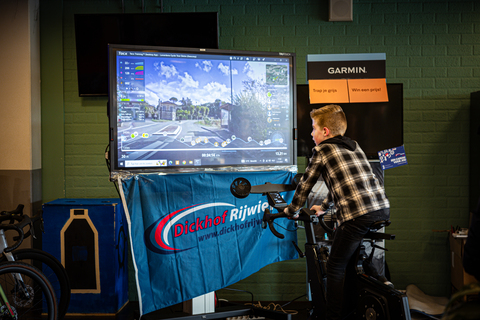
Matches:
[308,59,386,79]
[306,53,388,103]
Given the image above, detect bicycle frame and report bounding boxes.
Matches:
[0,230,14,262]
[0,282,16,318]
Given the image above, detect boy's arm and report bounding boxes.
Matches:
[285,150,323,215]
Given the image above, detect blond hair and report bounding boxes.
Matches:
[310,104,347,137]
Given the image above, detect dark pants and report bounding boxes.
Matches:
[326,208,390,320]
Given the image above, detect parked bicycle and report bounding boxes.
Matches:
[0,219,57,319]
[0,205,70,319]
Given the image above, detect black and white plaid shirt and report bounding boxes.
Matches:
[287,136,389,225]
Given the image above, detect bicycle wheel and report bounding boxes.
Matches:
[0,261,57,320]
[0,249,70,319]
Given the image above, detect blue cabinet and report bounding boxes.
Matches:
[42,198,128,314]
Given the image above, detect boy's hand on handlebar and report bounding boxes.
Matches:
[310,205,326,216]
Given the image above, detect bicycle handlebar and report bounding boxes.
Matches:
[262,205,333,239]
[0,204,24,216]
[0,224,24,253]
[230,176,334,239]
[262,208,291,239]
[0,204,44,247]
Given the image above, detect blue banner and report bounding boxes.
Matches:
[119,171,298,316]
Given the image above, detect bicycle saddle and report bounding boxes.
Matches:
[369,220,391,232]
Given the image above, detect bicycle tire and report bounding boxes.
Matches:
[0,261,57,320]
[0,249,71,319]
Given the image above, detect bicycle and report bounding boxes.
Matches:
[0,205,70,319]
[0,221,57,319]
[230,176,411,320]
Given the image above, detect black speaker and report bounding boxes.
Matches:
[329,0,353,21]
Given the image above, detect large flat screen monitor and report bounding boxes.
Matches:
[297,83,403,159]
[108,44,297,174]
[75,12,219,97]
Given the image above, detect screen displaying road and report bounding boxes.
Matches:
[112,48,295,169]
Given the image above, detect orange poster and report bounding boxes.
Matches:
[347,78,388,103]
[308,79,349,104]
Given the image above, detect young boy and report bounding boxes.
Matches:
[284,104,390,320]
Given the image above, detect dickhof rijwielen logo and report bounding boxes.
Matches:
[144,200,270,254]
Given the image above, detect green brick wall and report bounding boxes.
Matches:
[41,0,479,303]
